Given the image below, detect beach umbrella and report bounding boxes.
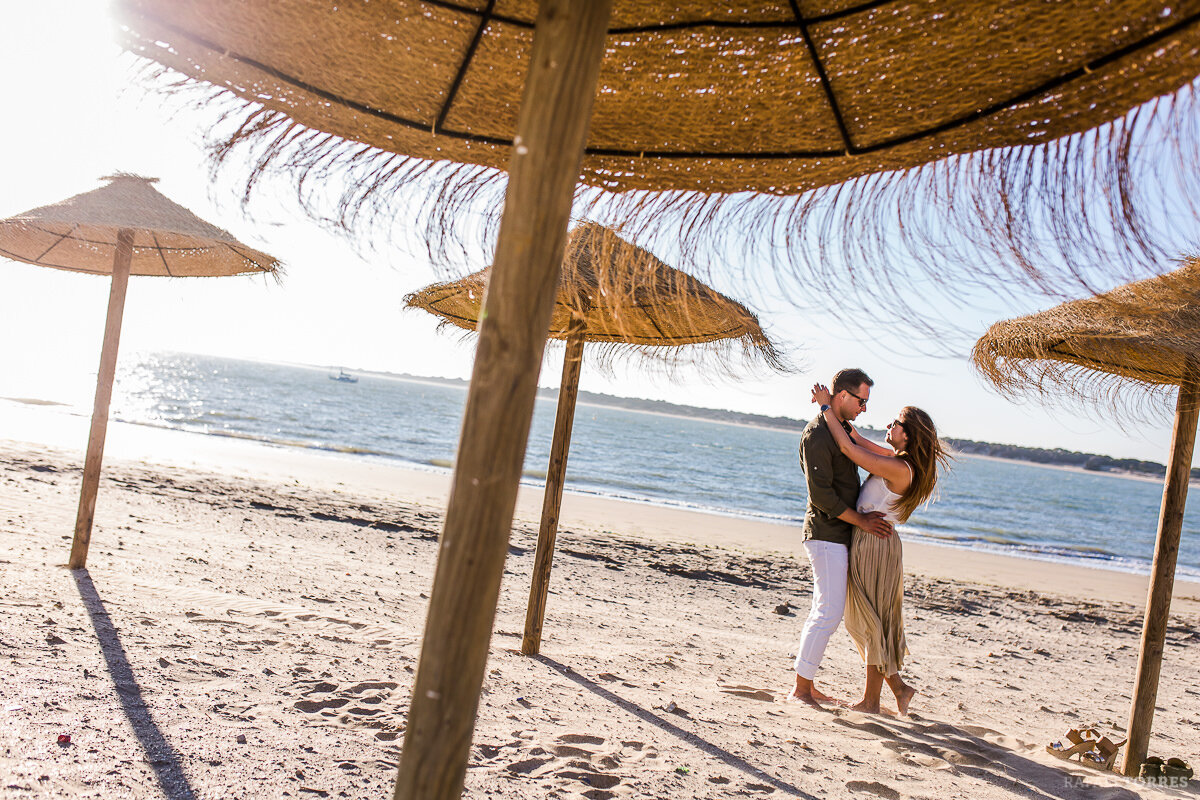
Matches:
[0,174,278,569]
[406,221,783,656]
[972,258,1200,776]
[113,2,1200,796]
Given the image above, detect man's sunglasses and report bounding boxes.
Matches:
[844,389,867,409]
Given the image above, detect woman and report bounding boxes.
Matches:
[812,383,949,714]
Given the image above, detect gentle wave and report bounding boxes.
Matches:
[115,418,396,459]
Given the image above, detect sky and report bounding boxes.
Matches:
[0,1,1191,466]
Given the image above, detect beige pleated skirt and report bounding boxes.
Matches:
[845,527,908,676]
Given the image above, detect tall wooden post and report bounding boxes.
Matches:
[393,2,611,799]
[69,228,134,569]
[522,316,587,655]
[1122,370,1200,776]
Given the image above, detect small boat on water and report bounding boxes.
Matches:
[329,368,358,384]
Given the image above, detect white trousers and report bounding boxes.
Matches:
[794,539,849,680]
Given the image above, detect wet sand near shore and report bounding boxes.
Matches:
[1,435,1197,799]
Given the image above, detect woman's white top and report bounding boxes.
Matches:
[856,469,907,526]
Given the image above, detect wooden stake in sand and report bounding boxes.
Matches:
[523,314,587,655]
[1123,368,1199,775]
[393,2,612,797]
[70,229,134,569]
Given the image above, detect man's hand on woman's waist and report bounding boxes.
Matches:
[841,509,893,539]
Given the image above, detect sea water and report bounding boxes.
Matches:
[106,352,1199,581]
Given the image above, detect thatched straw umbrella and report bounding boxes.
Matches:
[972,258,1200,776]
[0,174,278,569]
[407,222,783,656]
[113,3,1200,796]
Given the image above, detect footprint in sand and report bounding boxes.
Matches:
[559,734,606,745]
[500,733,633,794]
[717,683,775,702]
[833,716,901,740]
[293,697,349,713]
[743,782,778,793]
[846,779,901,799]
[554,745,595,758]
[287,678,404,740]
[506,757,554,775]
[557,770,622,790]
[880,737,990,769]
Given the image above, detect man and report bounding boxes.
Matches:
[789,368,893,707]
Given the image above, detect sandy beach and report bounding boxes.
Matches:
[1,418,1198,799]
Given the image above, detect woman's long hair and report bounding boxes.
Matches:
[893,406,951,523]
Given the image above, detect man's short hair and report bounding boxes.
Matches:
[832,368,873,395]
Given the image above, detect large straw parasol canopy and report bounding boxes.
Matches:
[406,222,782,364]
[972,257,1200,411]
[115,1,1200,333]
[119,2,1200,196]
[0,174,278,277]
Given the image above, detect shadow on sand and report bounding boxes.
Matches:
[73,568,198,800]
[833,711,1156,800]
[534,654,820,799]
[536,652,1185,800]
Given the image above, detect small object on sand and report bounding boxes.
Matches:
[57,734,71,745]
[236,734,248,744]
[1079,736,1125,771]
[1165,758,1194,781]
[1045,727,1100,760]
[675,766,690,775]
[1140,756,1166,780]
[774,603,792,616]
[664,701,677,714]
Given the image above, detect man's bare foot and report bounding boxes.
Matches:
[849,699,882,714]
[785,689,824,708]
[894,684,917,715]
[811,686,837,703]
[789,676,830,708]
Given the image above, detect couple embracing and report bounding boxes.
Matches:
[789,368,948,714]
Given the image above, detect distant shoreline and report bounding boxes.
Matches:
[333,366,1186,485]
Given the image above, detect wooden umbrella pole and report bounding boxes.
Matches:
[522,316,587,655]
[1122,368,1200,776]
[393,2,611,798]
[69,228,134,570]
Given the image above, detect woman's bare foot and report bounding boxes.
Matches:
[849,699,882,714]
[894,684,917,715]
